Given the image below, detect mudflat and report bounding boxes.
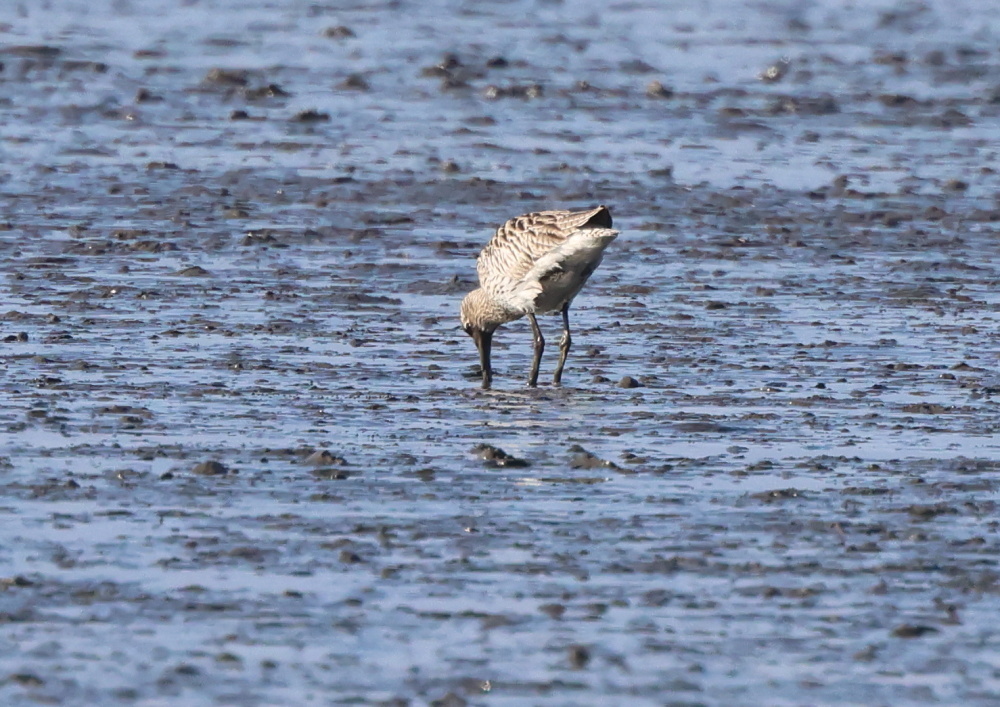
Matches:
[1,1,999,705]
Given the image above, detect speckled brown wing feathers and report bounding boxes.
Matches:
[476,206,611,300]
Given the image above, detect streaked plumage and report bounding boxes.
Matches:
[460,205,619,389]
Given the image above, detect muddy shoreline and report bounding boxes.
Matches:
[2,1,1000,705]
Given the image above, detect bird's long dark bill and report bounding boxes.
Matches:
[472,329,493,389]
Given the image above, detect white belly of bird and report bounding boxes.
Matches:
[531,253,605,314]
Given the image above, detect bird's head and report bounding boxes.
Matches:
[460,288,503,337]
[460,288,501,389]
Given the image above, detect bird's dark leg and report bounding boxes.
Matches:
[473,329,493,389]
[527,313,544,387]
[553,303,572,385]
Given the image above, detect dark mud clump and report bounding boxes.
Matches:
[470,444,530,468]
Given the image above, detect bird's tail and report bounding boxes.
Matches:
[579,227,619,247]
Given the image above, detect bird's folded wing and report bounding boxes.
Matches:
[476,207,616,305]
[505,228,619,311]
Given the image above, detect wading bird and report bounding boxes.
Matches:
[460,205,619,389]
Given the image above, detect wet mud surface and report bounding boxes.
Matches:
[3,0,1000,705]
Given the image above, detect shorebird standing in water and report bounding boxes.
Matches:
[460,205,619,390]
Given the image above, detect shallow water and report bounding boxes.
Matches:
[2,0,1000,705]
